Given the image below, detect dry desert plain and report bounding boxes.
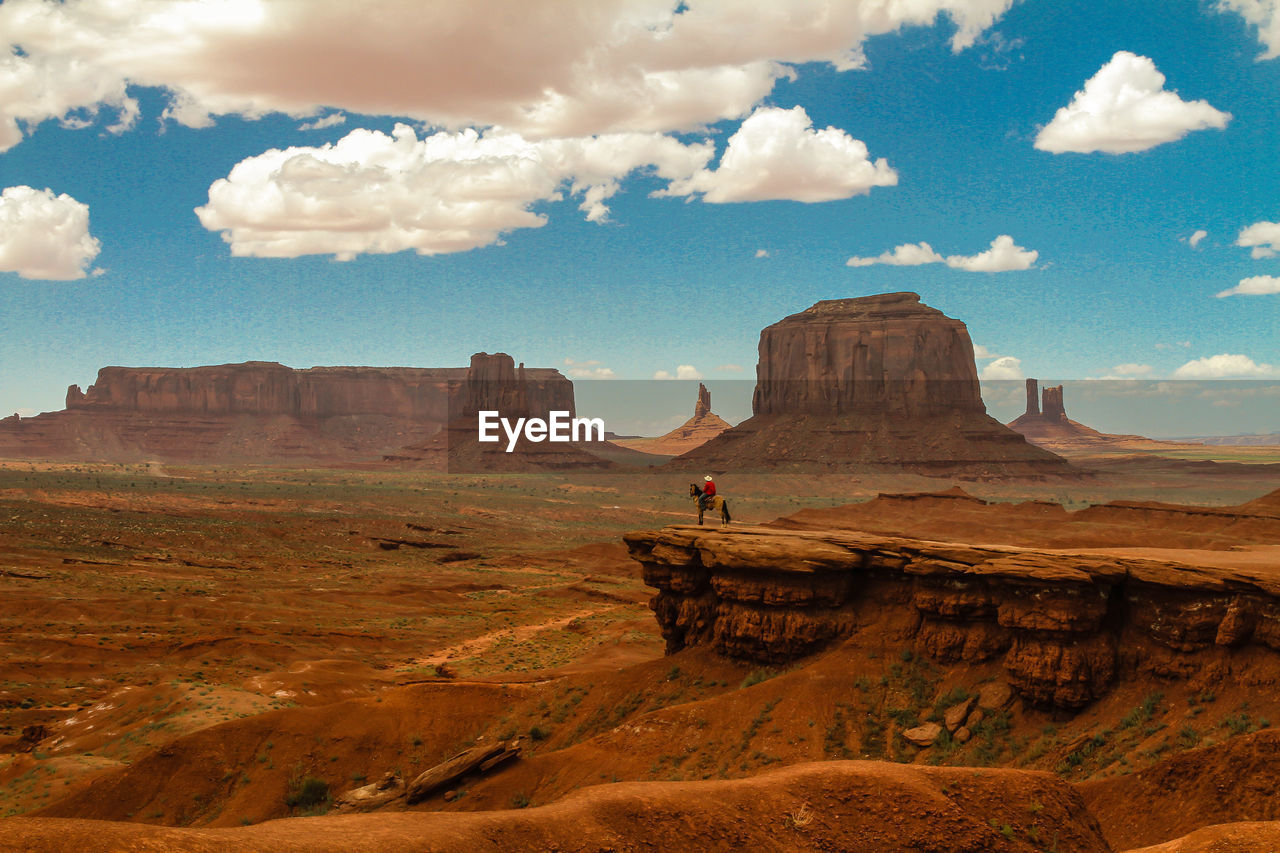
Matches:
[2,449,1280,851]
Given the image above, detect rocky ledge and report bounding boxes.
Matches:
[624,525,1280,710]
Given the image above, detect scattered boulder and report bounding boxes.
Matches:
[901,723,942,747]
[406,738,522,804]
[954,727,972,744]
[333,772,405,813]
[977,681,1013,711]
[943,696,978,732]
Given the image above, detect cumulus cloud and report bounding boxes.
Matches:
[755,249,769,258]
[1216,275,1280,297]
[1173,353,1279,378]
[1111,363,1154,376]
[946,235,1038,271]
[1237,220,1280,258]
[195,123,715,258]
[654,365,703,380]
[847,235,1037,272]
[1219,0,1280,60]
[1187,229,1208,248]
[980,356,1024,380]
[1034,51,1230,154]
[659,106,897,203]
[972,345,997,359]
[846,241,943,267]
[563,358,616,379]
[0,186,101,280]
[0,0,1016,151]
[299,112,346,131]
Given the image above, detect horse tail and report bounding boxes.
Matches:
[722,500,731,523]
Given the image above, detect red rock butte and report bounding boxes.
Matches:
[612,383,731,456]
[671,292,1073,477]
[0,353,576,464]
[1007,378,1195,453]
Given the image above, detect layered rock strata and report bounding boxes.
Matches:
[0,354,575,464]
[671,293,1072,476]
[625,524,1280,710]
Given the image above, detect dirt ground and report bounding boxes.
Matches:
[2,452,1280,850]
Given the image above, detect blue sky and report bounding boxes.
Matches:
[1,0,1278,423]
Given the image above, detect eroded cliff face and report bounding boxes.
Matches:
[625,524,1280,710]
[672,293,1072,476]
[751,292,985,418]
[0,354,575,463]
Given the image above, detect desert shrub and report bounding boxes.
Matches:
[740,669,777,688]
[285,776,329,810]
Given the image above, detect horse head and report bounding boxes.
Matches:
[689,483,700,497]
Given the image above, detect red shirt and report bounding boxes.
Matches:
[703,481,716,497]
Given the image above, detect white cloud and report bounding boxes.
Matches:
[1112,363,1153,376]
[564,357,616,379]
[755,249,769,258]
[846,241,943,267]
[1155,340,1193,350]
[1219,0,1280,60]
[1216,275,1280,297]
[1237,220,1280,259]
[0,186,101,280]
[1034,51,1230,154]
[972,345,997,359]
[568,367,617,379]
[946,235,1038,272]
[1187,229,1208,248]
[0,0,1016,152]
[654,365,703,380]
[299,112,346,131]
[715,364,744,372]
[1173,353,1279,378]
[980,356,1023,380]
[195,124,714,258]
[656,106,897,203]
[846,235,1037,272]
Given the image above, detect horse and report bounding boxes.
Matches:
[689,483,731,526]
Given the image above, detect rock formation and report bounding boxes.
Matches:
[694,383,711,419]
[613,383,732,456]
[1008,379,1191,453]
[383,353,615,472]
[671,292,1072,477]
[0,355,576,464]
[625,506,1280,710]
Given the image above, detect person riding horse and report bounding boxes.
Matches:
[689,477,730,525]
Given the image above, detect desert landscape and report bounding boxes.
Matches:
[4,3,1280,850]
[1,292,1278,852]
